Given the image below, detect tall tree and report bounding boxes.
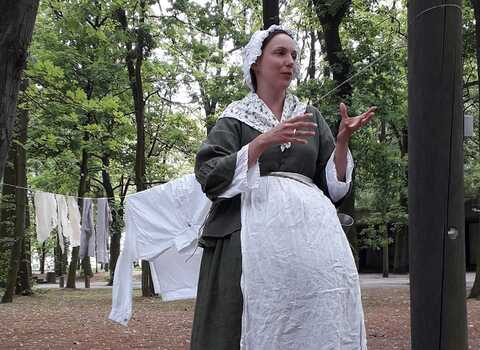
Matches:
[15,81,32,296]
[0,0,39,181]
[263,0,279,28]
[115,1,155,297]
[1,100,29,303]
[312,0,353,101]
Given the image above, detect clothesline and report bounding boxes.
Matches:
[0,182,124,200]
[0,181,165,200]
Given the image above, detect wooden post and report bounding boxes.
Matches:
[262,0,279,29]
[408,1,468,348]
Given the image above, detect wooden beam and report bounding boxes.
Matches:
[408,1,468,349]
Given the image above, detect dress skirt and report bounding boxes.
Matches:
[191,175,366,350]
[190,231,243,350]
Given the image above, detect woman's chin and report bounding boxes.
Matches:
[276,80,292,90]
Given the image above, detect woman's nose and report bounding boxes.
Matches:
[286,55,294,66]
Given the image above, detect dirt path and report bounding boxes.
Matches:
[0,286,479,349]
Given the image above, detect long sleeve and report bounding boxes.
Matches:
[325,148,354,203]
[218,144,260,198]
[310,107,354,205]
[195,118,244,200]
[312,109,336,200]
[108,225,136,326]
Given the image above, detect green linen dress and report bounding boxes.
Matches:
[190,106,344,350]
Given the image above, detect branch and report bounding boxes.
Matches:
[464,80,479,89]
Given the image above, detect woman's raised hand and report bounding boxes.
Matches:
[337,103,376,144]
[262,112,317,146]
[247,113,317,168]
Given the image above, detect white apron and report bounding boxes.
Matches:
[239,174,367,350]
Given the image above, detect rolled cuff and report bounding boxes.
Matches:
[326,147,354,203]
[218,144,260,198]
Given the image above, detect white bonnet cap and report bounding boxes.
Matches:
[242,24,301,91]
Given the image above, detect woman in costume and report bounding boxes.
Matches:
[191,25,375,350]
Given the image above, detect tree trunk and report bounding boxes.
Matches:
[116,2,154,297]
[66,139,89,288]
[262,0,279,29]
[468,0,480,299]
[393,125,409,273]
[312,0,353,102]
[393,224,409,273]
[14,105,31,296]
[116,0,155,297]
[16,229,32,295]
[382,224,389,278]
[409,1,467,348]
[39,242,46,275]
[101,155,122,286]
[0,147,16,282]
[54,234,62,276]
[0,0,39,182]
[1,108,28,303]
[307,30,316,81]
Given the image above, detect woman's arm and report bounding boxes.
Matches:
[195,118,243,200]
[334,102,376,180]
[247,113,317,168]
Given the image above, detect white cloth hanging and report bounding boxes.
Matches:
[34,192,58,243]
[55,194,69,253]
[79,198,95,259]
[66,196,81,247]
[149,244,203,301]
[109,174,211,326]
[95,198,112,264]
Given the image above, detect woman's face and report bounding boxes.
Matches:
[253,33,297,93]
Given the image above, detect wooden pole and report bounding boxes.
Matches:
[408,1,468,349]
[262,0,279,29]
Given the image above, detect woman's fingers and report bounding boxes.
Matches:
[287,112,314,123]
[291,129,316,138]
[339,102,349,120]
[291,138,309,144]
[288,121,318,130]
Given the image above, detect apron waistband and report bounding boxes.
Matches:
[266,172,314,187]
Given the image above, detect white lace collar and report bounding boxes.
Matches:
[219,92,306,151]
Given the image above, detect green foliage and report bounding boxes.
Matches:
[12,0,478,260]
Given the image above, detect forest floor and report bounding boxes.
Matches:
[0,273,479,350]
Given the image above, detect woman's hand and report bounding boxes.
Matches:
[248,113,317,167]
[262,113,317,146]
[336,103,376,145]
[334,103,376,181]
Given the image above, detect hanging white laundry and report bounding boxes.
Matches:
[55,194,69,253]
[66,196,81,247]
[109,174,211,326]
[149,244,203,302]
[34,191,58,243]
[79,198,95,259]
[95,198,112,264]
